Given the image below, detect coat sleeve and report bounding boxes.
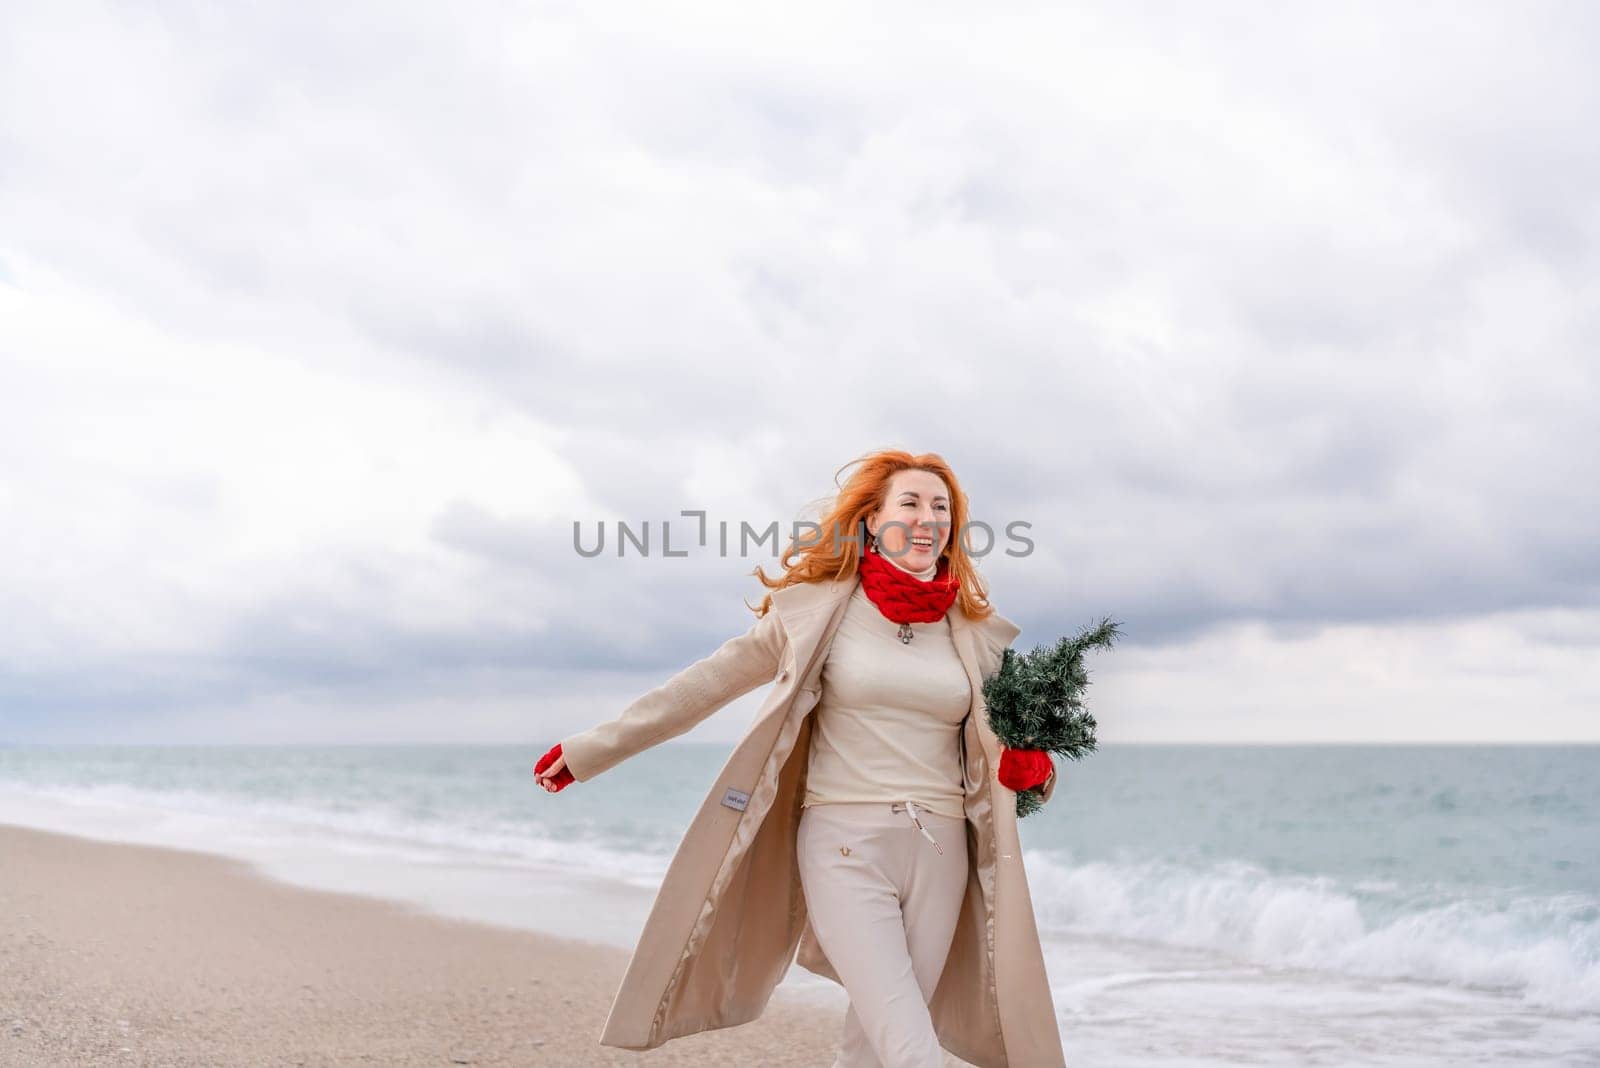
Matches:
[558,608,789,783]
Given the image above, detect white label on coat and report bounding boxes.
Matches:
[720,786,750,812]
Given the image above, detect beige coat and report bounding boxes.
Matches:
[559,573,1066,1067]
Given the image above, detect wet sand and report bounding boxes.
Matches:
[0,822,862,1067]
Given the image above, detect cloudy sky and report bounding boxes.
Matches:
[1,1,1595,746]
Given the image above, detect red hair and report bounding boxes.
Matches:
[747,448,995,622]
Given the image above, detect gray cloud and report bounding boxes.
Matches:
[1,0,1596,742]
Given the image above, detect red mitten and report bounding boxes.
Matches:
[535,742,575,791]
[997,748,1053,792]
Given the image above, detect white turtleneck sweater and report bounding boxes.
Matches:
[801,554,972,819]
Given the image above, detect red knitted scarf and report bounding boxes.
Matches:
[857,542,960,623]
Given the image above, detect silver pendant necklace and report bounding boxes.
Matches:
[897,622,914,644]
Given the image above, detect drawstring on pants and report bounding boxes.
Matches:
[890,800,944,855]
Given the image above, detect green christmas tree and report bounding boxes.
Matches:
[982,616,1120,818]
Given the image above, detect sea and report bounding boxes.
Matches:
[2,742,1596,1066]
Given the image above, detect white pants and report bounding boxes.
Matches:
[796,800,969,1068]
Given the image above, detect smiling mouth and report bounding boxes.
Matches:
[910,537,934,549]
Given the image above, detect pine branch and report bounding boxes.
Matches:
[981,615,1120,817]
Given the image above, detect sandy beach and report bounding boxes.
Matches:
[0,822,859,1067]
[7,749,1596,1067]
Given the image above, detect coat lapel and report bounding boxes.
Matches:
[948,602,1066,1068]
[769,575,854,689]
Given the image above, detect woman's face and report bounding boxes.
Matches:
[867,469,952,571]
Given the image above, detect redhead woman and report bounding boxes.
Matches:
[534,449,1065,1068]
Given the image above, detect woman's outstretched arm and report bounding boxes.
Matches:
[555,608,789,783]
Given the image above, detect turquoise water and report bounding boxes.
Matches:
[3,742,1597,1065]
